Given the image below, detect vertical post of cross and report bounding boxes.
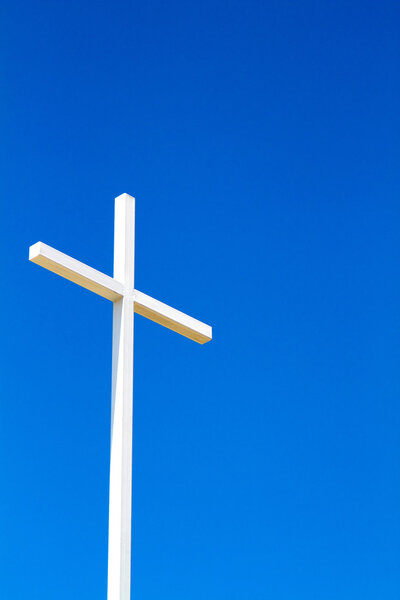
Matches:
[108,194,135,600]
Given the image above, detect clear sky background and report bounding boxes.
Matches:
[1,1,400,598]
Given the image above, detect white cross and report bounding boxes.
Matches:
[29,193,212,600]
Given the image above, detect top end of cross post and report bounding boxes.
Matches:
[115,193,135,203]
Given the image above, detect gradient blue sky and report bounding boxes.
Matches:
[1,1,400,598]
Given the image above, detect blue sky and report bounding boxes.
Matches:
[1,1,400,598]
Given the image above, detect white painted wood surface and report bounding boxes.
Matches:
[108,194,135,600]
[28,193,212,600]
[29,242,211,344]
[134,290,212,344]
[29,241,123,301]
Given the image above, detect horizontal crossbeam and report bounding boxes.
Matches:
[134,290,212,344]
[29,242,124,301]
[29,242,212,344]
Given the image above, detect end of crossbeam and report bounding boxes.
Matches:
[29,241,43,262]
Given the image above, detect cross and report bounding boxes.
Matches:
[29,193,212,600]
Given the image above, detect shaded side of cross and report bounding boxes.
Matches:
[29,193,212,600]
